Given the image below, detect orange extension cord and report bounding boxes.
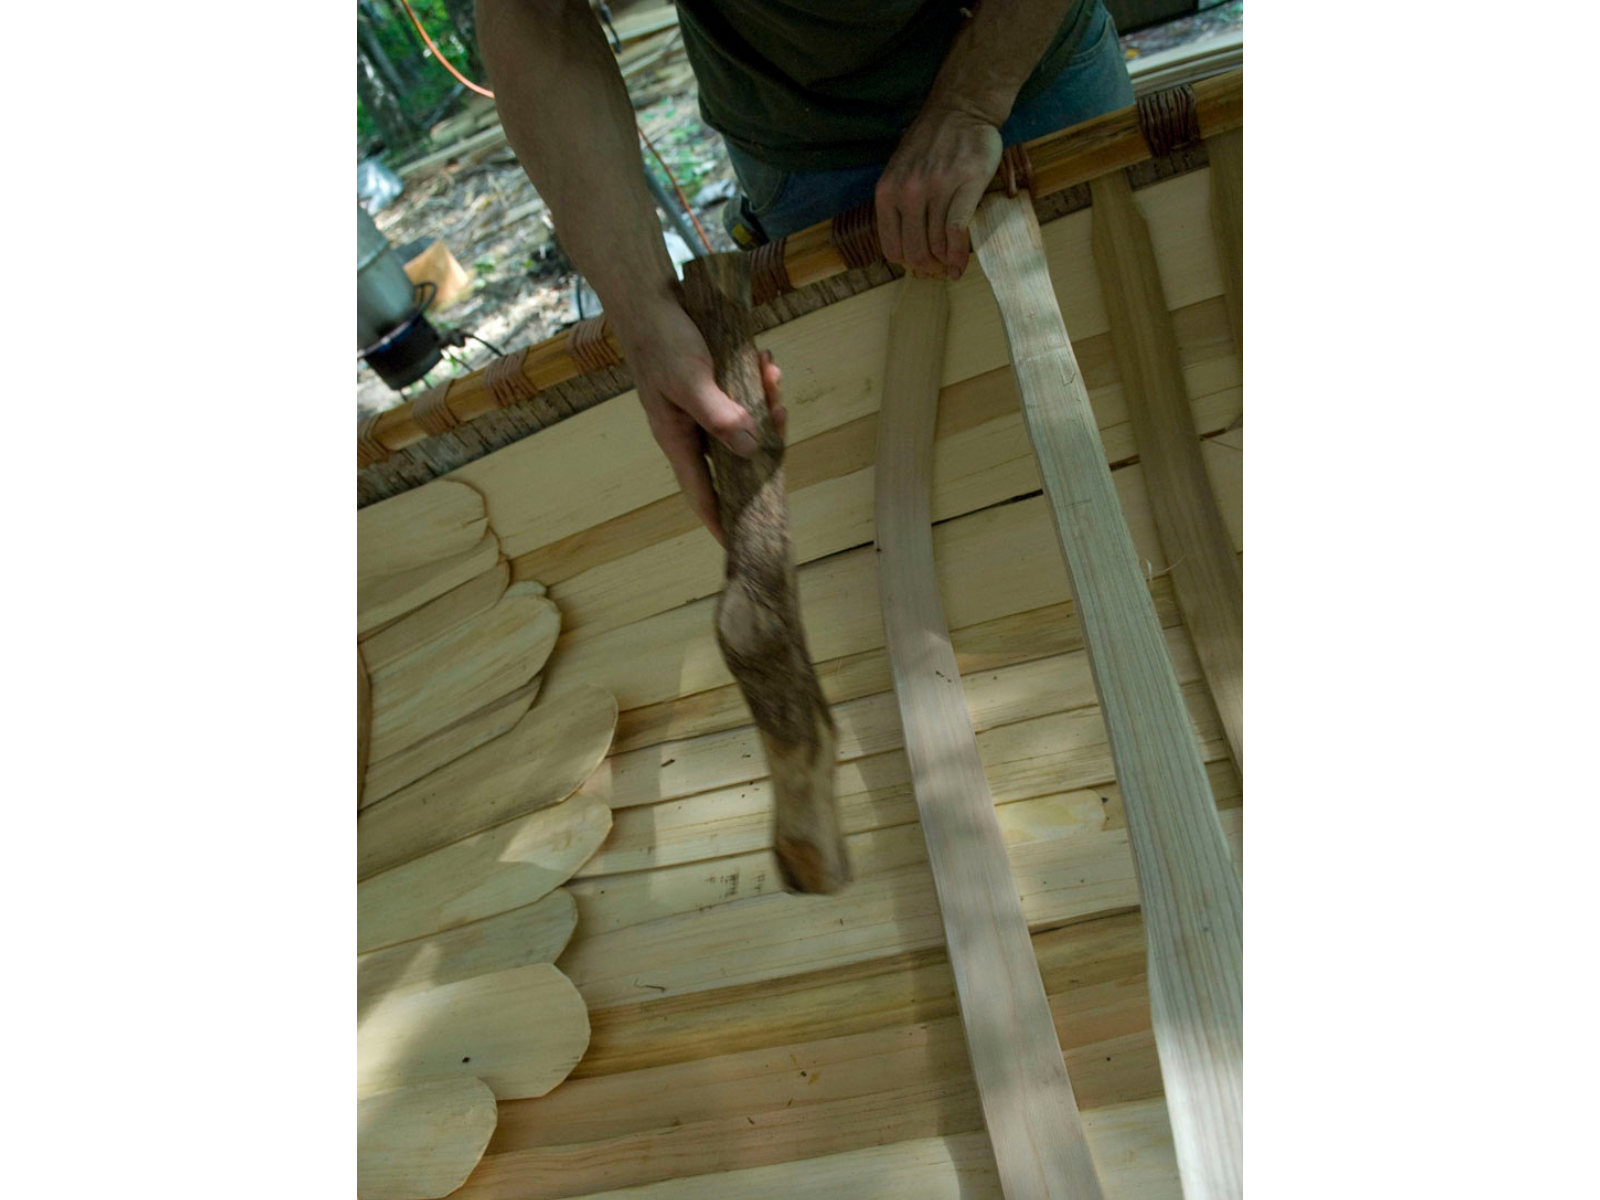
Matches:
[394,0,713,251]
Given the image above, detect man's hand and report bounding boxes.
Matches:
[617,299,787,545]
[875,105,1001,282]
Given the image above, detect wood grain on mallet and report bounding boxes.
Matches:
[679,252,849,894]
[874,276,1105,1200]
[972,188,1242,1200]
[1090,168,1243,776]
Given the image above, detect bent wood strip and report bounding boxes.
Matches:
[1205,130,1243,356]
[360,562,511,671]
[358,963,589,1100]
[972,190,1242,1200]
[357,1077,498,1200]
[680,252,847,894]
[358,684,617,879]
[358,529,501,636]
[874,277,1103,1199]
[358,479,488,580]
[358,793,611,953]
[357,71,1243,478]
[1092,169,1244,776]
[362,679,541,808]
[358,890,578,1018]
[368,582,559,762]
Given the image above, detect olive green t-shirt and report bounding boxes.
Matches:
[676,0,1098,171]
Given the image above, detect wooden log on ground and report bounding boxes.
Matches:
[971,188,1243,1200]
[1091,168,1244,775]
[873,277,1104,1200]
[678,252,848,894]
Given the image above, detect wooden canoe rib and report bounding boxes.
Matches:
[874,276,1104,1198]
[972,185,1243,1197]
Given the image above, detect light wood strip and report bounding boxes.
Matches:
[874,277,1103,1198]
[361,562,511,671]
[358,684,617,879]
[362,679,541,808]
[1092,169,1244,776]
[368,582,559,762]
[358,890,578,1019]
[358,963,589,1101]
[358,478,487,580]
[448,170,1223,565]
[358,793,611,954]
[1206,130,1243,356]
[972,189,1242,1200]
[359,529,501,636]
[358,1077,498,1200]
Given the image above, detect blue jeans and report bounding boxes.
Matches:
[725,2,1134,242]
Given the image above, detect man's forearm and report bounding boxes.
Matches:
[925,0,1080,125]
[477,0,675,333]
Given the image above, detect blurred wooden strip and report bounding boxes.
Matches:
[359,684,616,879]
[357,1077,498,1200]
[1206,130,1243,356]
[368,583,558,761]
[358,964,588,1101]
[359,793,610,954]
[358,645,372,809]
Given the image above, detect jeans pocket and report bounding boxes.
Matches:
[729,148,791,217]
[1067,3,1115,66]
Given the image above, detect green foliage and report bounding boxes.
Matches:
[357,0,481,155]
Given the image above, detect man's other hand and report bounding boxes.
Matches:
[875,105,1002,282]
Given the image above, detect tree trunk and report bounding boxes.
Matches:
[442,0,485,77]
[358,45,419,156]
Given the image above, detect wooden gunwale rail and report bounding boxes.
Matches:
[356,70,1242,477]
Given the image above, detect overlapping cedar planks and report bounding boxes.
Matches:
[452,169,1225,564]
[455,911,1182,1199]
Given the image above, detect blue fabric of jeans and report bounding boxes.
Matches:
[725,1,1134,241]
